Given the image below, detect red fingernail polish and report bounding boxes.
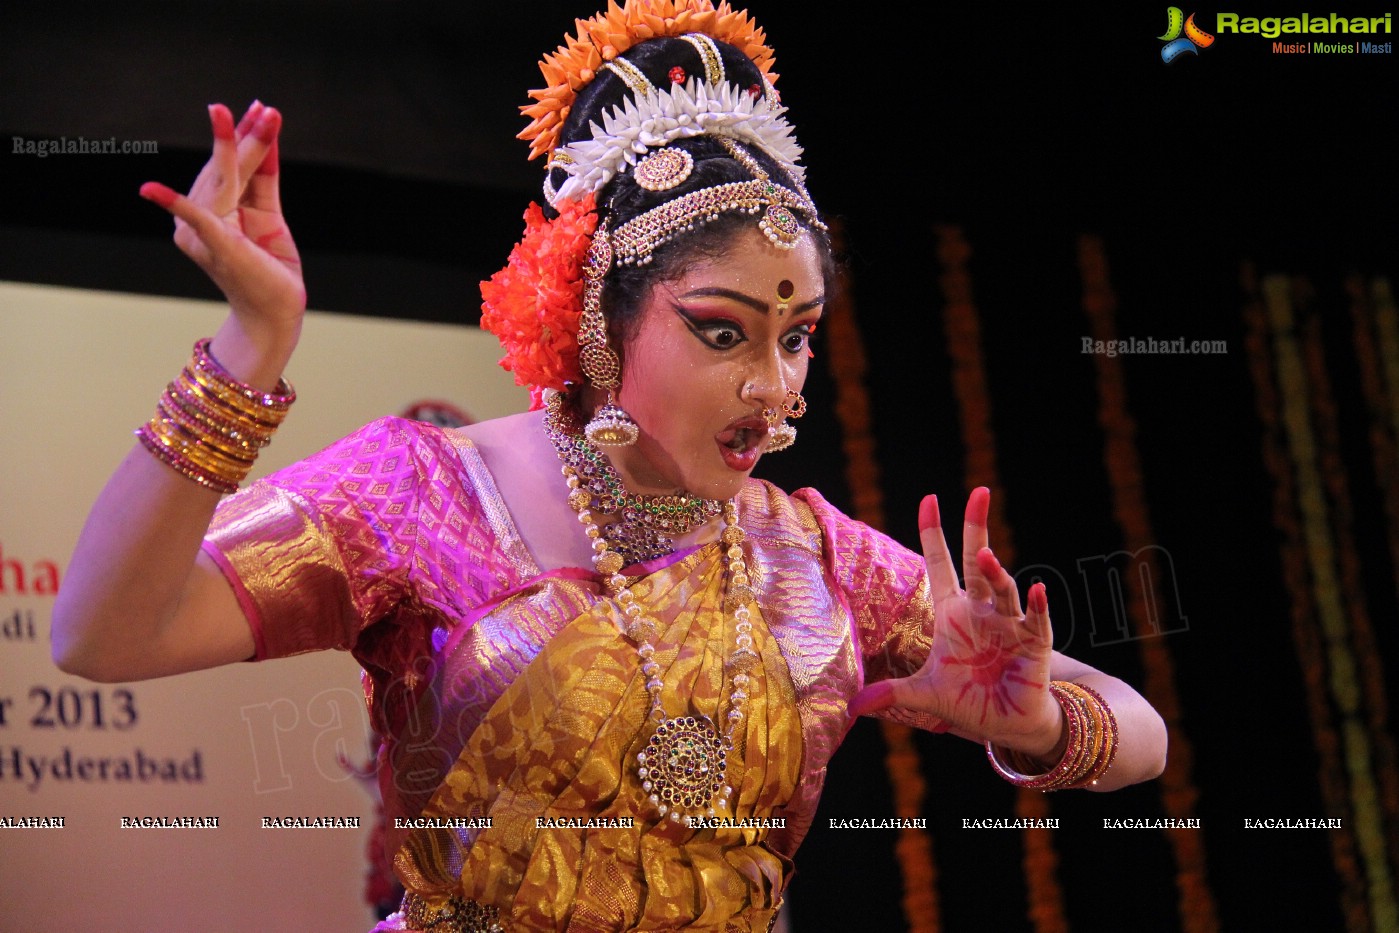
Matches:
[917,495,939,532]
[253,108,281,143]
[968,486,990,523]
[209,104,235,141]
[235,100,264,137]
[255,139,279,176]
[139,181,178,208]
[1030,583,1048,614]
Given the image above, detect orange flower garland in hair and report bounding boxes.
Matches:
[520,0,778,161]
[480,194,598,408]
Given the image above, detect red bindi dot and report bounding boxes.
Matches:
[669,66,687,84]
[777,279,795,300]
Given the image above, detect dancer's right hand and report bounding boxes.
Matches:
[140,102,305,378]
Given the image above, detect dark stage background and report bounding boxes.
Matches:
[4,3,1397,932]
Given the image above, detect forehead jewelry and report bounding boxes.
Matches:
[609,137,822,266]
[718,137,803,249]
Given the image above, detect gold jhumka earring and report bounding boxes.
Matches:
[578,224,639,447]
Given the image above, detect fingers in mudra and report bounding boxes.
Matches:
[137,101,304,319]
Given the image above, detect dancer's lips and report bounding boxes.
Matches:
[716,415,771,471]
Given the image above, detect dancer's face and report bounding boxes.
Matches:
[609,226,825,501]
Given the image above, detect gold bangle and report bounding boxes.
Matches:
[986,681,1117,791]
[135,339,293,494]
[157,392,267,459]
[190,338,295,417]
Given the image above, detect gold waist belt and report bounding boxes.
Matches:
[401,893,504,932]
[399,892,782,932]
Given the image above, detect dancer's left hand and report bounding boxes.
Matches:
[850,487,1064,758]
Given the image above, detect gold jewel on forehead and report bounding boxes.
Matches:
[603,55,656,97]
[718,136,809,250]
[680,33,726,84]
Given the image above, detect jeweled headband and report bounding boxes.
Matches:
[481,0,824,405]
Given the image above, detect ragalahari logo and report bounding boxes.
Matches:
[1160,7,1216,61]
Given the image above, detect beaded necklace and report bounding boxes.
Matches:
[543,394,724,566]
[543,393,760,824]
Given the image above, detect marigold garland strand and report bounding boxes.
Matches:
[1259,272,1398,932]
[1316,277,1399,884]
[935,224,1067,933]
[1078,234,1219,933]
[1374,279,1399,464]
[1241,264,1368,932]
[824,219,940,933]
[1350,277,1399,630]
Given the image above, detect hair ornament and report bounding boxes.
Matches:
[634,146,694,191]
[551,76,803,202]
[479,194,598,406]
[520,0,778,163]
[680,33,726,84]
[542,150,576,207]
[604,56,657,97]
[718,135,810,249]
[609,138,823,266]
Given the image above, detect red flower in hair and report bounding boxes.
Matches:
[480,195,598,407]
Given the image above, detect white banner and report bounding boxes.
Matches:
[0,281,528,932]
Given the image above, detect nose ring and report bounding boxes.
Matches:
[760,389,805,454]
[782,389,806,420]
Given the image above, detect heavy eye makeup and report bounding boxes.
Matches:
[781,322,816,355]
[670,304,748,350]
[671,303,821,355]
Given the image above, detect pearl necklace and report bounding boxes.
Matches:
[545,396,760,825]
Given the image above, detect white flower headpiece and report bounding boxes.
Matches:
[547,77,805,204]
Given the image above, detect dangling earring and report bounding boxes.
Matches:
[578,225,638,447]
[763,389,806,453]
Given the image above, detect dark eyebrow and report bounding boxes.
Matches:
[677,287,826,316]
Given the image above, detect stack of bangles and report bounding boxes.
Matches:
[135,338,294,494]
[986,681,1119,791]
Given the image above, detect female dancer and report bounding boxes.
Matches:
[53,2,1166,929]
